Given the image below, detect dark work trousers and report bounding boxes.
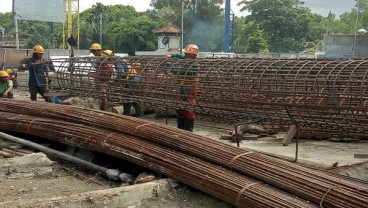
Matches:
[177,118,194,132]
[29,86,50,102]
[123,102,143,117]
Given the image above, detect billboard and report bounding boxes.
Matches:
[13,0,63,23]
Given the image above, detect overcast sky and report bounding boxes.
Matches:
[0,0,356,17]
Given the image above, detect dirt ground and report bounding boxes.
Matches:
[0,164,105,202]
[136,186,232,208]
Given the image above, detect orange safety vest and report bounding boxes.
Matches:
[128,67,137,79]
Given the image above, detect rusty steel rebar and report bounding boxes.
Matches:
[52,57,368,138]
[0,110,317,208]
[1,100,367,208]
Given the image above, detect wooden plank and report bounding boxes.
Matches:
[43,92,70,96]
[354,154,368,159]
[2,148,25,156]
[0,179,172,208]
[0,150,14,158]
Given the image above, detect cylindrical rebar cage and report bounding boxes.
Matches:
[54,57,368,137]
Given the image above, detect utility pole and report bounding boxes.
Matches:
[12,0,19,49]
[353,2,360,56]
[180,1,184,54]
[323,11,335,52]
[223,0,230,52]
[100,13,103,47]
[14,15,19,49]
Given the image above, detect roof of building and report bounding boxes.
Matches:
[154,25,181,34]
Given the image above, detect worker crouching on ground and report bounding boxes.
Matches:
[167,44,200,132]
[24,45,52,102]
[101,50,143,117]
[6,68,17,88]
[0,71,14,98]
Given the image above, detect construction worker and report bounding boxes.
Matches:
[123,62,143,117]
[24,45,51,102]
[90,43,102,56]
[167,44,200,132]
[94,49,114,111]
[6,68,17,88]
[0,71,13,98]
[101,50,143,117]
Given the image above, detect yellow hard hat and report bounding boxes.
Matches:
[6,69,13,74]
[183,44,199,55]
[90,43,102,50]
[101,50,113,57]
[0,71,9,77]
[32,45,44,54]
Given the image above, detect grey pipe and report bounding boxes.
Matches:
[0,131,126,180]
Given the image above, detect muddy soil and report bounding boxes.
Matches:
[136,186,232,208]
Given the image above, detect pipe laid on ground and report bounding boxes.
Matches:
[0,131,123,180]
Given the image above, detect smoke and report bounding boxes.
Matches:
[184,12,223,52]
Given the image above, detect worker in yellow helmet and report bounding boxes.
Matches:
[24,45,52,102]
[6,68,17,88]
[90,43,102,56]
[166,44,200,132]
[0,71,13,98]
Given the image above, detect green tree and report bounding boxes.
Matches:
[246,29,269,53]
[238,0,315,53]
[104,14,161,55]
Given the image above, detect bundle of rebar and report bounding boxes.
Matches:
[0,107,316,208]
[53,57,368,138]
[1,99,367,208]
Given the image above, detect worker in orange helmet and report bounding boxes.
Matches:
[167,44,200,132]
[90,43,102,56]
[0,71,13,98]
[24,45,52,102]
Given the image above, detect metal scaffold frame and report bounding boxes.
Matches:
[62,0,80,49]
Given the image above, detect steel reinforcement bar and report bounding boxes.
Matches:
[0,110,317,208]
[1,100,367,208]
[53,57,368,137]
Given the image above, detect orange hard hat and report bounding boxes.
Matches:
[183,44,199,55]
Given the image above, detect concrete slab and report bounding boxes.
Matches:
[141,115,368,168]
[0,179,173,208]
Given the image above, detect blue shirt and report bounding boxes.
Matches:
[26,58,48,87]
